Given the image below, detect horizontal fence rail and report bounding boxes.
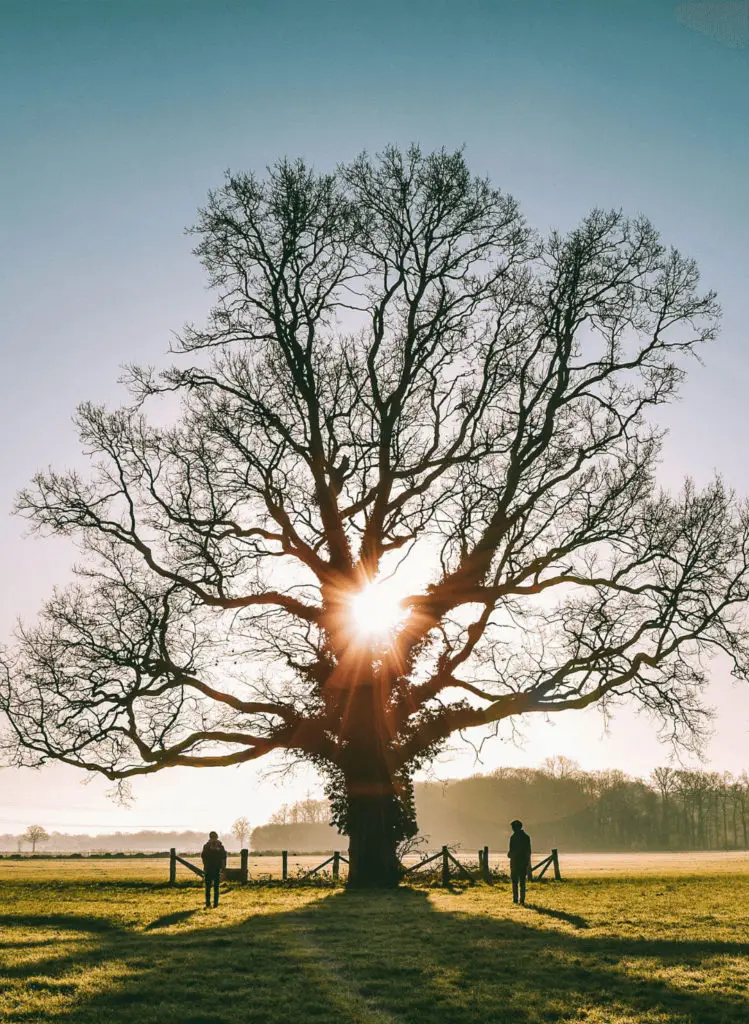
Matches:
[401,846,562,886]
[297,850,349,881]
[169,848,249,884]
[401,849,444,875]
[530,848,562,881]
[166,846,561,886]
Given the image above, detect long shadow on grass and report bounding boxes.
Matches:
[3,889,749,1024]
[144,909,199,930]
[524,903,589,929]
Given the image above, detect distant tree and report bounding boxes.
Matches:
[3,145,749,887]
[22,824,49,853]
[735,774,749,848]
[651,767,679,847]
[268,804,289,827]
[269,798,329,825]
[294,797,330,824]
[230,816,251,848]
[541,756,583,780]
[717,772,732,849]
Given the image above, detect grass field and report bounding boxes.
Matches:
[5,848,749,882]
[2,860,748,1023]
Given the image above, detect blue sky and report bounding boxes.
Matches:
[1,1,748,832]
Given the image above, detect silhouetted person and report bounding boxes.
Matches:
[507,819,531,905]
[201,830,227,908]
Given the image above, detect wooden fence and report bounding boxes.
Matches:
[168,846,561,886]
[168,847,249,884]
[296,850,348,881]
[530,848,561,881]
[405,845,562,885]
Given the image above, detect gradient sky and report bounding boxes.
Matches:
[1,1,748,834]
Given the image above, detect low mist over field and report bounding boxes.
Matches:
[8,761,748,855]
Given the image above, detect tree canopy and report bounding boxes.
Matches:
[2,145,748,885]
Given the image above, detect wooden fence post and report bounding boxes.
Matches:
[441,846,450,887]
[552,848,561,880]
[333,850,340,881]
[240,848,249,883]
[169,848,176,885]
[282,850,288,881]
[477,849,483,874]
[482,845,490,883]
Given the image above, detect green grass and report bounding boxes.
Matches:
[2,864,749,1023]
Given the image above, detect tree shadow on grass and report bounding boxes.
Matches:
[144,910,198,930]
[2,889,749,1023]
[524,903,590,929]
[0,913,118,932]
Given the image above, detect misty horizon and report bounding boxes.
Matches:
[4,759,748,846]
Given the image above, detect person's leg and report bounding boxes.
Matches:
[511,874,519,903]
[519,874,526,904]
[213,873,220,907]
[204,874,211,908]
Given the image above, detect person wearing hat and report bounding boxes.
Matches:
[201,831,227,908]
[507,819,531,905]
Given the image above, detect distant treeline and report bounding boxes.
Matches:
[415,760,749,853]
[255,760,749,854]
[251,798,345,852]
[0,830,215,854]
[5,760,748,853]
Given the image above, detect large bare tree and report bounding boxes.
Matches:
[3,146,749,886]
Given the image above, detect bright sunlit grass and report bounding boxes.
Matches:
[349,578,406,638]
[2,862,749,1023]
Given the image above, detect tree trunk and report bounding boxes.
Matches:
[336,678,411,889]
[732,798,739,848]
[663,790,672,847]
[346,785,402,888]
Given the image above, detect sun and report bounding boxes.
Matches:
[349,579,406,638]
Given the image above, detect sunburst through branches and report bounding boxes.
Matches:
[349,579,406,640]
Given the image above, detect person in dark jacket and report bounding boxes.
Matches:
[507,819,531,905]
[201,831,227,908]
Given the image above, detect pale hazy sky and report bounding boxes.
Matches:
[1,1,748,834]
